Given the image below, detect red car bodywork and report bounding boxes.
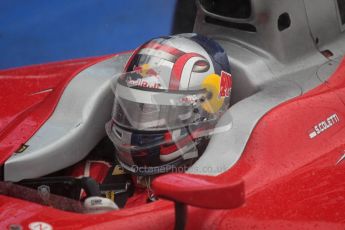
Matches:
[1,55,345,229]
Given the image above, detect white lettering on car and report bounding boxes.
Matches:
[309,113,340,139]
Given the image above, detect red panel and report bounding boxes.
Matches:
[0,55,115,164]
[152,173,244,209]
[0,194,174,230]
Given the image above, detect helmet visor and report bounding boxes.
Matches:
[111,72,211,131]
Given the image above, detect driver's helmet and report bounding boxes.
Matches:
[106,33,232,176]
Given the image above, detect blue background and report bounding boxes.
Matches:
[0,0,176,70]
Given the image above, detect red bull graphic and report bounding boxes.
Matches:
[133,64,158,77]
[219,71,232,98]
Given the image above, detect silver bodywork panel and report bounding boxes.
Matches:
[4,54,130,182]
[188,80,302,175]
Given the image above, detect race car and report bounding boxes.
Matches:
[2,0,345,229]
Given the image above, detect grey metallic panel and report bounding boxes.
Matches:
[4,54,130,182]
[188,80,302,175]
[317,58,341,82]
[195,0,318,63]
[304,0,340,48]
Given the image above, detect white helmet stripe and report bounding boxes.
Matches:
[138,48,178,63]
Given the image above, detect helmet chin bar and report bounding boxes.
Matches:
[106,116,217,176]
[114,137,202,177]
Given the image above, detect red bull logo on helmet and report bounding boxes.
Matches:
[133,64,158,77]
